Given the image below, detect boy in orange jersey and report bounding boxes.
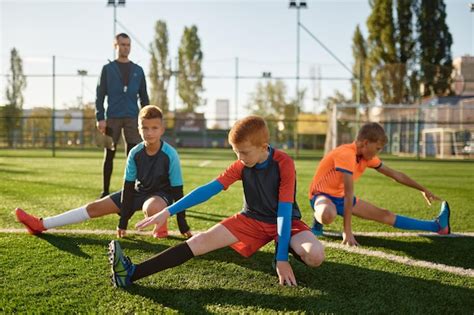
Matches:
[309,122,450,246]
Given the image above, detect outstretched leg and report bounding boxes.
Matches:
[352,199,450,234]
[110,223,238,287]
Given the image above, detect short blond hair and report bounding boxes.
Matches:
[357,122,388,144]
[139,105,163,121]
[228,116,270,146]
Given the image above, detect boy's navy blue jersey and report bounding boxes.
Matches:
[95,60,149,121]
[216,147,301,224]
[124,141,183,198]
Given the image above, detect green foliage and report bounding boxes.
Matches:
[358,0,453,104]
[149,20,171,113]
[4,48,26,147]
[178,25,204,113]
[351,25,370,104]
[246,79,303,145]
[416,0,453,97]
[366,0,399,104]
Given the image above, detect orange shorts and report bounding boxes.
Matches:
[220,213,310,258]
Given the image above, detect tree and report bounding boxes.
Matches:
[247,79,303,145]
[351,25,370,104]
[5,48,27,147]
[395,0,416,103]
[416,0,453,97]
[149,20,171,113]
[177,25,204,113]
[366,0,399,104]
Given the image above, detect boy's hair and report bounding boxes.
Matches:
[229,115,269,146]
[115,33,130,42]
[357,122,388,144]
[139,105,163,121]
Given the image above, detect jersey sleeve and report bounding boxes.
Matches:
[333,150,356,174]
[275,153,296,203]
[165,144,184,187]
[124,145,141,181]
[367,156,383,169]
[215,160,244,190]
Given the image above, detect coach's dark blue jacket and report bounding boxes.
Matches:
[95,61,149,121]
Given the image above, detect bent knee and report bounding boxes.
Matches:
[321,209,336,225]
[303,247,325,267]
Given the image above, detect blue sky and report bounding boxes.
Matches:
[1,0,473,118]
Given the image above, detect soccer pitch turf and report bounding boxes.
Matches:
[0,149,473,313]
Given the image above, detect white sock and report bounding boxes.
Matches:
[43,206,90,229]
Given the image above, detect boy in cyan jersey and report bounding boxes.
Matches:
[15,105,191,238]
[109,116,325,287]
[309,122,450,246]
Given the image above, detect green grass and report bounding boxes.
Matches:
[0,148,473,313]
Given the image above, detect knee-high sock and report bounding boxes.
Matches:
[103,149,115,193]
[176,212,190,234]
[393,215,438,232]
[43,206,90,229]
[130,242,194,282]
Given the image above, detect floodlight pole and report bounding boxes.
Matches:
[52,55,56,157]
[107,0,126,59]
[289,1,307,157]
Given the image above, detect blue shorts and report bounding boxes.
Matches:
[109,190,173,212]
[310,193,357,216]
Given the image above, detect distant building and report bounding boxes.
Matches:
[210,99,230,130]
[452,55,474,96]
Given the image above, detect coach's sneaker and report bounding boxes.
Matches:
[311,218,324,237]
[15,208,46,235]
[152,222,168,238]
[108,240,136,288]
[436,201,451,235]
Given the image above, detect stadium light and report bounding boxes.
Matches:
[288,0,307,155]
[77,70,88,109]
[107,0,126,59]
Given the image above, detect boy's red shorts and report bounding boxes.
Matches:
[220,213,310,258]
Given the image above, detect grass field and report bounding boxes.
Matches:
[1,148,473,313]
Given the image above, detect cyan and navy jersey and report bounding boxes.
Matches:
[95,60,149,121]
[124,141,182,197]
[216,147,301,224]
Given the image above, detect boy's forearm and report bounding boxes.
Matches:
[395,172,427,192]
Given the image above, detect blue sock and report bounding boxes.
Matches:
[393,215,439,232]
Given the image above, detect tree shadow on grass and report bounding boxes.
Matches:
[322,234,474,269]
[124,256,474,313]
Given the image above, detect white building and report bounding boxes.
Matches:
[210,99,230,129]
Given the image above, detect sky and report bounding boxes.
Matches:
[1,0,473,120]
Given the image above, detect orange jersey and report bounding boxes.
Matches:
[308,142,382,198]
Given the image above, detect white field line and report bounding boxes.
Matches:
[322,231,474,238]
[198,160,212,167]
[1,228,473,277]
[321,240,474,278]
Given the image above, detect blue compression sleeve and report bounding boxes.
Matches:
[276,202,292,261]
[167,179,224,216]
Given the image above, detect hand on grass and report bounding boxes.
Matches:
[421,190,441,206]
[136,209,170,230]
[276,261,297,286]
[116,228,126,238]
[342,231,359,246]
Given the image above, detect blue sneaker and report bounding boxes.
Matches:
[108,240,136,287]
[436,201,451,235]
[311,218,324,236]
